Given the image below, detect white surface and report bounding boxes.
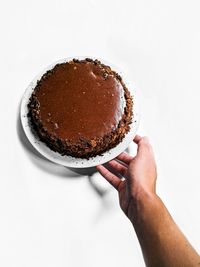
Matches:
[21,56,140,168]
[0,0,200,266]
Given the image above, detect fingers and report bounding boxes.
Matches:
[96,165,121,190]
[107,160,127,177]
[134,135,151,148]
[137,136,154,157]
[138,136,151,148]
[116,152,133,165]
[133,134,142,144]
[134,135,152,149]
[115,135,143,165]
[133,134,154,157]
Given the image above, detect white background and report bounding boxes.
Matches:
[0,0,200,266]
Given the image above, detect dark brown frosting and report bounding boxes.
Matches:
[34,60,125,142]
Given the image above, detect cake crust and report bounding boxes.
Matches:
[28,58,133,159]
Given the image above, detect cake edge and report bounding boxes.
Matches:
[27,58,133,159]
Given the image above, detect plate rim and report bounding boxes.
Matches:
[20,56,140,168]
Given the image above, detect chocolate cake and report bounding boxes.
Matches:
[28,58,133,159]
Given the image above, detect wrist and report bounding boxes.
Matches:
[131,183,158,207]
[129,189,159,225]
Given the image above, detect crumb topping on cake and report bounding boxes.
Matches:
[28,58,133,158]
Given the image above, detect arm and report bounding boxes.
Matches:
[96,135,200,267]
[133,192,200,267]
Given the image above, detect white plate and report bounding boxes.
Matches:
[20,57,140,168]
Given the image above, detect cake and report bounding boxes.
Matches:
[28,58,133,159]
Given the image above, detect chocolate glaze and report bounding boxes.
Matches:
[28,59,133,158]
[34,61,125,142]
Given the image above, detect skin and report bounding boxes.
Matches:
[96,135,200,267]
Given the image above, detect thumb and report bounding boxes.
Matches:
[137,136,154,157]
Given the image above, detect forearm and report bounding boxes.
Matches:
[131,192,200,267]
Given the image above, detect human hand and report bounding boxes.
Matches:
[97,136,200,267]
[96,135,157,222]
